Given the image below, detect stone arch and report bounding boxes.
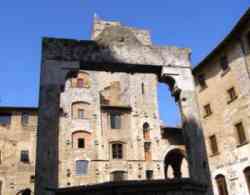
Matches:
[160,75,180,101]
[164,148,188,179]
[215,174,229,195]
[72,130,91,149]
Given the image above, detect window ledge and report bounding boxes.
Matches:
[227,97,238,104]
[220,68,231,77]
[237,141,249,148]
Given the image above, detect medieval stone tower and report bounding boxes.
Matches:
[35,17,213,195]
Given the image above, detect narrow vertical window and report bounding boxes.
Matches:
[220,56,229,71]
[216,175,228,195]
[227,87,237,103]
[144,142,152,161]
[143,123,150,140]
[146,170,153,180]
[112,143,123,159]
[141,83,145,95]
[21,112,29,126]
[110,112,121,129]
[78,138,85,148]
[204,104,212,117]
[209,135,219,155]
[78,109,84,119]
[244,167,250,194]
[75,160,88,175]
[197,74,207,89]
[235,122,247,145]
[20,150,29,163]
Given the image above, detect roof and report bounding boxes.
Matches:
[193,7,250,73]
[0,106,38,112]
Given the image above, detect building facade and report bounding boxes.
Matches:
[193,8,250,195]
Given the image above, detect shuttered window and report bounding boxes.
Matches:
[110,113,121,129]
[75,160,88,175]
[235,122,247,145]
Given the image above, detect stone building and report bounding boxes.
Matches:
[193,7,250,195]
[35,16,211,195]
[0,107,37,195]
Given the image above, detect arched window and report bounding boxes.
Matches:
[215,174,228,195]
[143,122,150,140]
[71,102,89,119]
[244,167,250,194]
[111,171,127,181]
[75,160,89,175]
[72,131,91,149]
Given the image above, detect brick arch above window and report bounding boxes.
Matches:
[72,131,92,149]
[71,101,90,119]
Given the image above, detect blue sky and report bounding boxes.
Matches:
[0,1,249,126]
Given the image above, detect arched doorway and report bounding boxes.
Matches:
[164,149,188,179]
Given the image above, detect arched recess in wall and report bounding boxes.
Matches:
[72,131,91,149]
[164,148,189,179]
[64,70,91,91]
[157,75,182,127]
[215,174,229,195]
[244,167,250,194]
[71,101,90,119]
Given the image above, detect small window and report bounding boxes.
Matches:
[146,170,153,180]
[204,104,212,117]
[0,113,11,126]
[110,112,121,129]
[209,135,219,154]
[76,79,84,88]
[21,112,29,126]
[227,87,237,103]
[111,171,127,181]
[197,74,207,89]
[143,123,150,140]
[144,142,152,161]
[78,138,85,148]
[75,160,88,175]
[215,175,228,195]
[30,175,35,183]
[235,122,247,145]
[112,143,123,159]
[220,56,229,71]
[20,150,29,163]
[141,83,145,95]
[78,109,84,119]
[244,167,250,194]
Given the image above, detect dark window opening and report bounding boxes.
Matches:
[244,167,250,194]
[204,104,212,117]
[30,175,35,183]
[220,56,229,71]
[197,74,207,88]
[20,150,29,163]
[112,143,123,159]
[0,113,11,126]
[209,135,219,154]
[78,109,84,119]
[227,87,237,103]
[110,112,121,129]
[77,79,84,88]
[78,138,85,148]
[75,160,88,175]
[142,83,145,95]
[146,170,153,180]
[235,122,247,145]
[111,171,127,181]
[215,175,228,195]
[21,112,29,126]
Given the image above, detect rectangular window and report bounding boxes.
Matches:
[20,150,29,163]
[75,160,88,175]
[21,112,29,126]
[204,104,212,117]
[144,142,152,161]
[197,74,207,89]
[220,56,229,71]
[235,122,247,145]
[0,113,11,126]
[146,170,153,180]
[78,109,84,119]
[110,112,121,129]
[227,87,237,103]
[209,135,219,154]
[78,138,85,148]
[30,175,35,183]
[112,171,127,181]
[112,143,123,159]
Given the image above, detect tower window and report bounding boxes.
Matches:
[75,160,88,175]
[209,135,219,155]
[141,83,145,95]
[227,87,237,103]
[244,167,250,194]
[144,142,152,161]
[20,150,29,163]
[215,175,228,195]
[112,143,123,159]
[21,112,29,126]
[78,138,85,148]
[197,74,207,89]
[146,170,153,180]
[235,122,247,145]
[78,109,84,119]
[204,104,212,117]
[76,79,84,88]
[110,112,121,129]
[220,56,229,71]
